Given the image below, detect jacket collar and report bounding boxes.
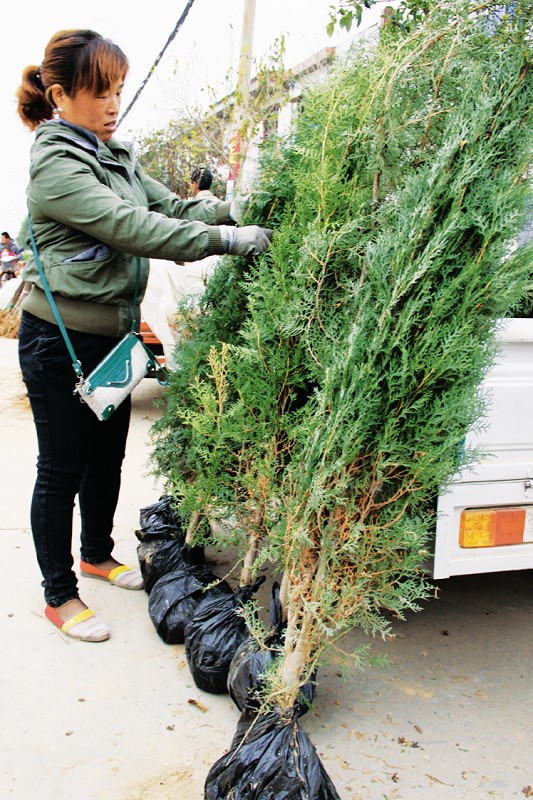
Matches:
[37,119,131,156]
[56,119,99,146]
[43,119,102,157]
[35,119,135,180]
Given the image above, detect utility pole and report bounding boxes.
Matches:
[227,0,256,199]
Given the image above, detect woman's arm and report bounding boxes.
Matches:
[138,166,233,226]
[29,145,226,262]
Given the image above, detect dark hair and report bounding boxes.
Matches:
[16,29,128,131]
[191,167,213,191]
[1,232,10,238]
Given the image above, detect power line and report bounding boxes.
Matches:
[117,0,197,129]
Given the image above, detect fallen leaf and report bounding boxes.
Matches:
[425,774,454,787]
[348,729,366,739]
[522,787,533,797]
[334,756,351,770]
[188,698,208,713]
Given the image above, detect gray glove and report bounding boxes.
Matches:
[220,225,273,257]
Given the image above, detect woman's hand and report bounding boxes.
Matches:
[220,225,273,257]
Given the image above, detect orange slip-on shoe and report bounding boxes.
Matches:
[45,604,110,642]
[80,561,144,590]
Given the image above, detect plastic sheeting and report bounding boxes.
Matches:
[0,276,23,310]
[136,496,204,593]
[140,257,221,367]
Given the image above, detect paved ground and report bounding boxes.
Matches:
[0,335,532,800]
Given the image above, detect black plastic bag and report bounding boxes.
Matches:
[227,583,316,716]
[136,496,206,591]
[137,495,184,542]
[227,639,315,717]
[185,576,266,694]
[148,563,232,644]
[138,538,188,595]
[204,711,341,799]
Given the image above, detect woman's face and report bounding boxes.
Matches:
[52,78,125,142]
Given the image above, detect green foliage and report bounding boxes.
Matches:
[327,0,377,36]
[152,0,532,704]
[327,0,435,37]
[150,256,252,530]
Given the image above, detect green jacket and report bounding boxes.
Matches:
[24,120,231,336]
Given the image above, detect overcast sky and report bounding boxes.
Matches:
[1,0,387,238]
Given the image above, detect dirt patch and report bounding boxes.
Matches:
[123,768,200,799]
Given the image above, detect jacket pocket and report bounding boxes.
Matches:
[63,244,110,263]
[46,248,121,303]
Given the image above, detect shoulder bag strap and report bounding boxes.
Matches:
[27,212,83,378]
[131,254,141,333]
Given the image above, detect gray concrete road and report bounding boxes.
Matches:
[0,336,531,800]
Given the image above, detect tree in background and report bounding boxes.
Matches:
[327,0,434,35]
[135,39,289,199]
[135,116,228,198]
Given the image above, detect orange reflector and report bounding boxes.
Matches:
[459,507,527,548]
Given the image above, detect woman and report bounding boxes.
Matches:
[16,29,271,642]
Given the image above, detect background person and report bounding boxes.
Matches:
[190,166,217,199]
[1,245,19,283]
[1,231,24,258]
[16,28,272,642]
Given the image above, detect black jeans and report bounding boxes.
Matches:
[18,311,131,607]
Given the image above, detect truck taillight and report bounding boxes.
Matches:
[459,506,533,548]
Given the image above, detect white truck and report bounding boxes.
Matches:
[434,316,533,578]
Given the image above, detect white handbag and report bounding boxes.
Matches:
[76,330,164,421]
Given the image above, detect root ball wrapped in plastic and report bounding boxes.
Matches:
[204,711,341,799]
[148,563,232,644]
[227,638,315,717]
[227,584,316,716]
[136,497,205,592]
[137,496,184,540]
[138,538,187,594]
[185,576,265,694]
